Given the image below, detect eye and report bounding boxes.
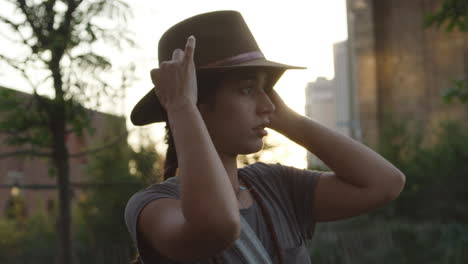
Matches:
[241,86,254,95]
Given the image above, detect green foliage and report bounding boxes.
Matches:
[424,0,468,32]
[77,141,143,246]
[0,133,163,262]
[130,145,164,185]
[377,117,468,222]
[0,209,134,263]
[442,79,468,104]
[71,127,166,262]
[0,89,52,148]
[0,212,57,264]
[0,1,136,263]
[310,218,468,264]
[4,195,28,221]
[0,0,136,172]
[0,0,135,153]
[424,0,468,105]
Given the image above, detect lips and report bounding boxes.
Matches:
[252,122,269,137]
[253,120,270,129]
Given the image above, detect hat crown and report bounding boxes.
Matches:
[158,11,262,67]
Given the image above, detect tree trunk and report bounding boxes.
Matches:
[50,53,72,264]
[54,139,71,264]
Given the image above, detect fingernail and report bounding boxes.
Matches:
[187,35,195,45]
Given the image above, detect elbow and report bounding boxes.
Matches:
[213,211,241,242]
[216,217,241,243]
[228,220,241,243]
[207,220,241,255]
[201,216,241,251]
[205,217,241,247]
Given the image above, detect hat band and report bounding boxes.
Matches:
[203,51,265,67]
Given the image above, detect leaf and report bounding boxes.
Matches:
[441,79,468,104]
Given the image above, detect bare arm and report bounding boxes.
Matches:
[268,90,405,221]
[138,36,240,262]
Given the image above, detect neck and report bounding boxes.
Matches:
[218,153,241,194]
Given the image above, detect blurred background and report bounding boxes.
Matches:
[0,0,467,263]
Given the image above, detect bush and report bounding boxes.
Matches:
[0,212,57,264]
[377,118,468,222]
[309,218,468,264]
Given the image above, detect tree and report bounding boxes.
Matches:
[424,0,468,104]
[77,124,142,253]
[424,0,468,32]
[0,1,134,263]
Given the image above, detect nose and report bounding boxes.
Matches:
[257,89,276,115]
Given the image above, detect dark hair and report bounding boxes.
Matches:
[129,255,141,264]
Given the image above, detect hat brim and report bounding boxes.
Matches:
[198,58,306,71]
[130,60,305,126]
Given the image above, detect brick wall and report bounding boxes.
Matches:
[0,87,127,218]
[347,0,468,148]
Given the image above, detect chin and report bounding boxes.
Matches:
[238,141,264,155]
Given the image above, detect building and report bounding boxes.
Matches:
[305,41,355,169]
[0,86,127,218]
[334,41,359,139]
[305,77,335,168]
[306,77,337,130]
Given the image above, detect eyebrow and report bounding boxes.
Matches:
[236,72,267,82]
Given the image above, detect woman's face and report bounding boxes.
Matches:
[199,69,276,156]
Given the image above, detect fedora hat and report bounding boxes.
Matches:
[131,10,305,125]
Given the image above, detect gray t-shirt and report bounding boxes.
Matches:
[124,162,321,263]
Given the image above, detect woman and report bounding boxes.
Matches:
[125,10,405,264]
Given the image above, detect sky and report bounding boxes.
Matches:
[0,0,348,169]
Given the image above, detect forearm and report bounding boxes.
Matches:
[277,111,405,195]
[167,103,240,235]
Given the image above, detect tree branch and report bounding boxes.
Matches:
[0,55,46,92]
[45,0,57,33]
[0,54,28,73]
[69,129,128,158]
[17,0,46,44]
[0,149,52,159]
[0,15,32,47]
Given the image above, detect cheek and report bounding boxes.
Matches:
[203,95,256,134]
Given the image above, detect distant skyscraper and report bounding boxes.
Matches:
[305,77,336,129]
[305,77,335,169]
[305,40,353,169]
[334,41,352,138]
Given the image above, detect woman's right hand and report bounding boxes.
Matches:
[151,36,198,114]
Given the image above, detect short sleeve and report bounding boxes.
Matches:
[124,177,181,263]
[270,163,321,240]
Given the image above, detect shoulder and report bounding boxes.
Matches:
[238,162,280,182]
[124,177,181,229]
[239,161,282,175]
[240,162,321,181]
[127,177,180,205]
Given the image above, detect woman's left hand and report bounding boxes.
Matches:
[267,89,299,134]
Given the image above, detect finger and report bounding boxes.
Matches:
[268,89,284,104]
[153,87,159,97]
[150,68,159,86]
[267,89,278,99]
[172,48,184,61]
[183,35,196,63]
